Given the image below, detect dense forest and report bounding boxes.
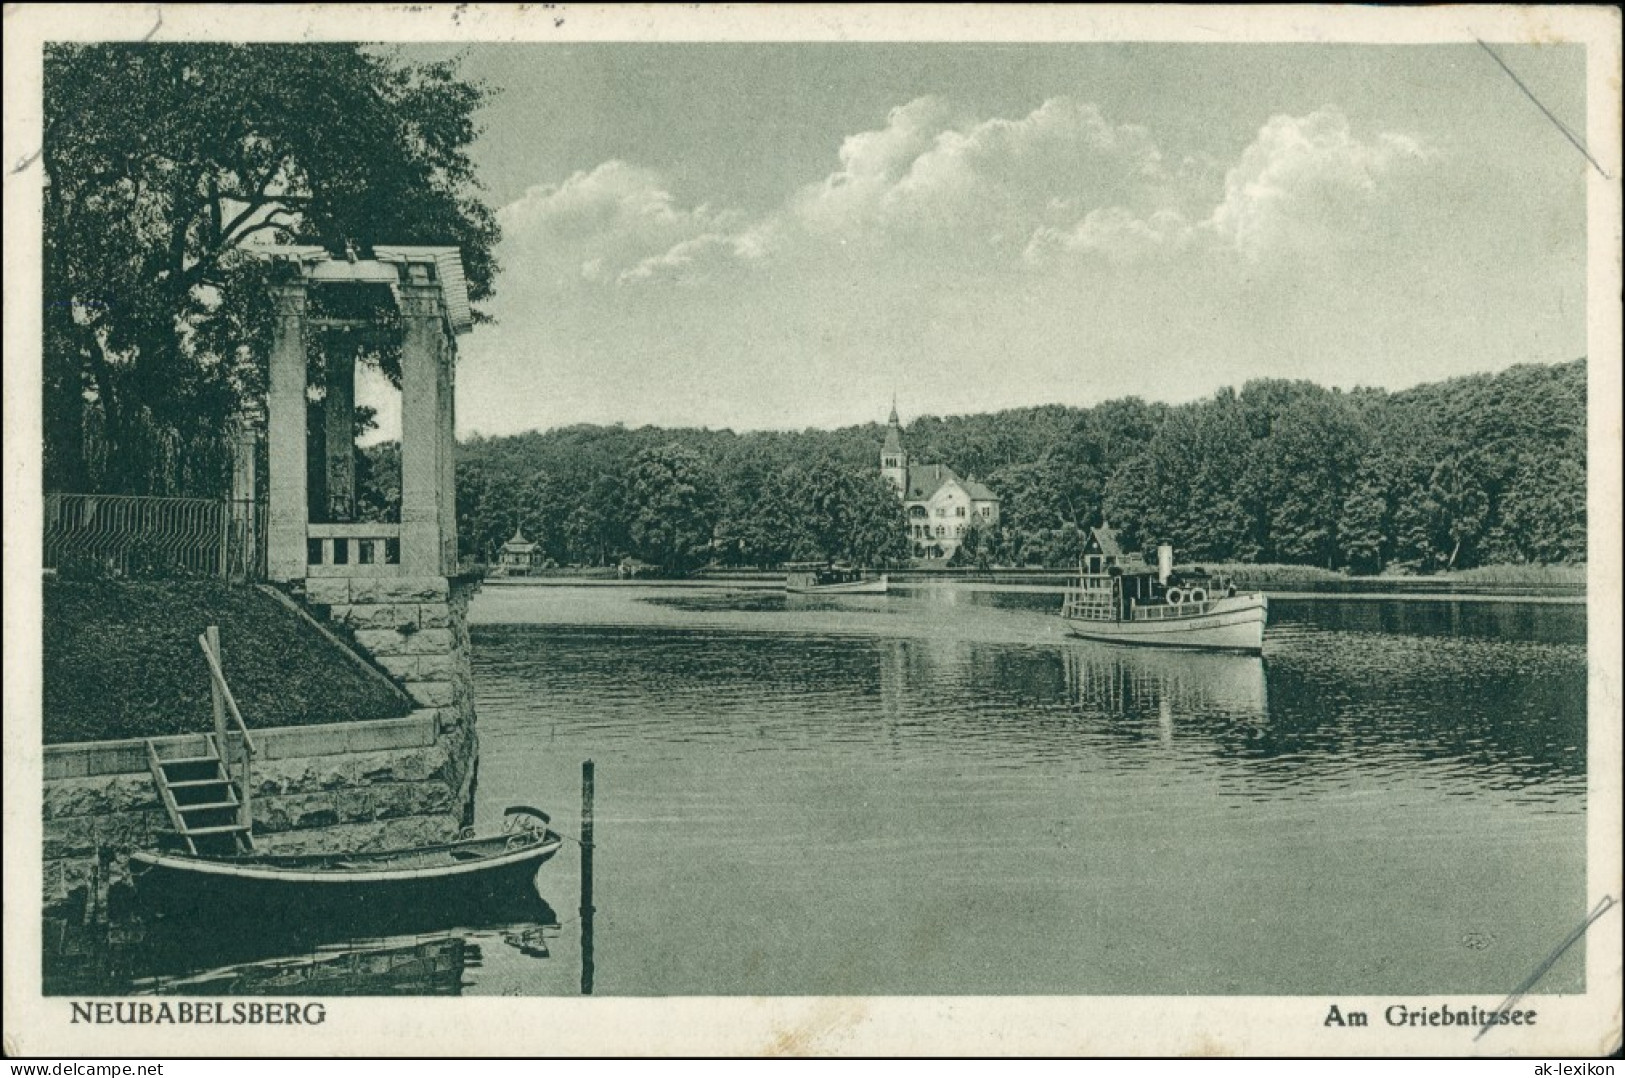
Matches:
[361,358,1586,574]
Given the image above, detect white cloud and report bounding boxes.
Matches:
[496,161,737,284]
[1023,107,1431,266]
[502,161,684,236]
[789,95,1173,245]
[1206,108,1431,261]
[1025,206,1197,265]
[790,95,967,233]
[618,227,775,284]
[494,102,1433,292]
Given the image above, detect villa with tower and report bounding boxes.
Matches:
[880,404,1000,561]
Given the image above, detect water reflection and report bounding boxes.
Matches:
[1276,598,1586,645]
[476,601,1581,801]
[648,591,785,614]
[1061,646,1268,723]
[54,587,1586,996]
[473,589,1587,995]
[46,891,561,997]
[137,934,479,997]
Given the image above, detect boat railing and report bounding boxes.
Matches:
[1060,589,1117,621]
[198,625,258,834]
[1130,599,1216,621]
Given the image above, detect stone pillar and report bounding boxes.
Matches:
[230,418,259,580]
[323,347,356,522]
[399,276,449,576]
[267,282,308,582]
[439,330,459,571]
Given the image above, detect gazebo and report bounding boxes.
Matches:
[497,528,543,576]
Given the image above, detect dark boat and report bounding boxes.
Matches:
[784,561,889,594]
[130,806,563,922]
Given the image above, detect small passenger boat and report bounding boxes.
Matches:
[1060,527,1267,654]
[784,561,889,595]
[130,806,563,918]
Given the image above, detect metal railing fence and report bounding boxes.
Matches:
[44,492,266,580]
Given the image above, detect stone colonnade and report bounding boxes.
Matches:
[264,249,466,583]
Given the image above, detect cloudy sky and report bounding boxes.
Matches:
[393,43,1587,438]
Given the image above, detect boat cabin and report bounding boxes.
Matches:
[1067,526,1149,621]
[1065,527,1236,623]
[1079,524,1142,574]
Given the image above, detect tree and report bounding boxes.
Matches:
[1256,390,1371,566]
[722,464,814,567]
[564,472,631,567]
[951,516,996,569]
[799,456,857,564]
[626,444,718,574]
[1038,396,1165,535]
[1486,452,1586,564]
[984,461,1053,550]
[1391,453,1490,571]
[445,358,1586,576]
[1338,457,1391,574]
[357,441,402,525]
[1104,394,1258,561]
[1100,453,1161,555]
[839,471,911,568]
[43,44,500,494]
[1425,456,1491,570]
[789,456,909,567]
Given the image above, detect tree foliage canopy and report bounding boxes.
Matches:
[437,359,1585,573]
[44,43,499,495]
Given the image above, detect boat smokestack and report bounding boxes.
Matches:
[1157,544,1173,584]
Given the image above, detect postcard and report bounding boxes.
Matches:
[4,3,1619,1058]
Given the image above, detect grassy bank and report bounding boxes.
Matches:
[43,579,412,745]
[1192,563,1347,586]
[1440,563,1586,586]
[1195,562,1585,590]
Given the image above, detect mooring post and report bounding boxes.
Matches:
[580,758,595,996]
[206,625,227,751]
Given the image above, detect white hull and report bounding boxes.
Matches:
[1063,594,1267,654]
[786,575,889,595]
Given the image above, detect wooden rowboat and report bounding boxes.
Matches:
[131,806,563,920]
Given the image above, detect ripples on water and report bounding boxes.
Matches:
[478,589,1585,807]
[81,585,1588,997]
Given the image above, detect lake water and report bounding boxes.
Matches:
[104,584,1589,996]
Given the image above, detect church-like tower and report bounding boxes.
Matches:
[880,399,908,494]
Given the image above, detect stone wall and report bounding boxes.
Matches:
[303,575,477,724]
[41,574,483,928]
[41,712,476,924]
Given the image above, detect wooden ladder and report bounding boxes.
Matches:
[145,624,259,857]
[147,735,252,856]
